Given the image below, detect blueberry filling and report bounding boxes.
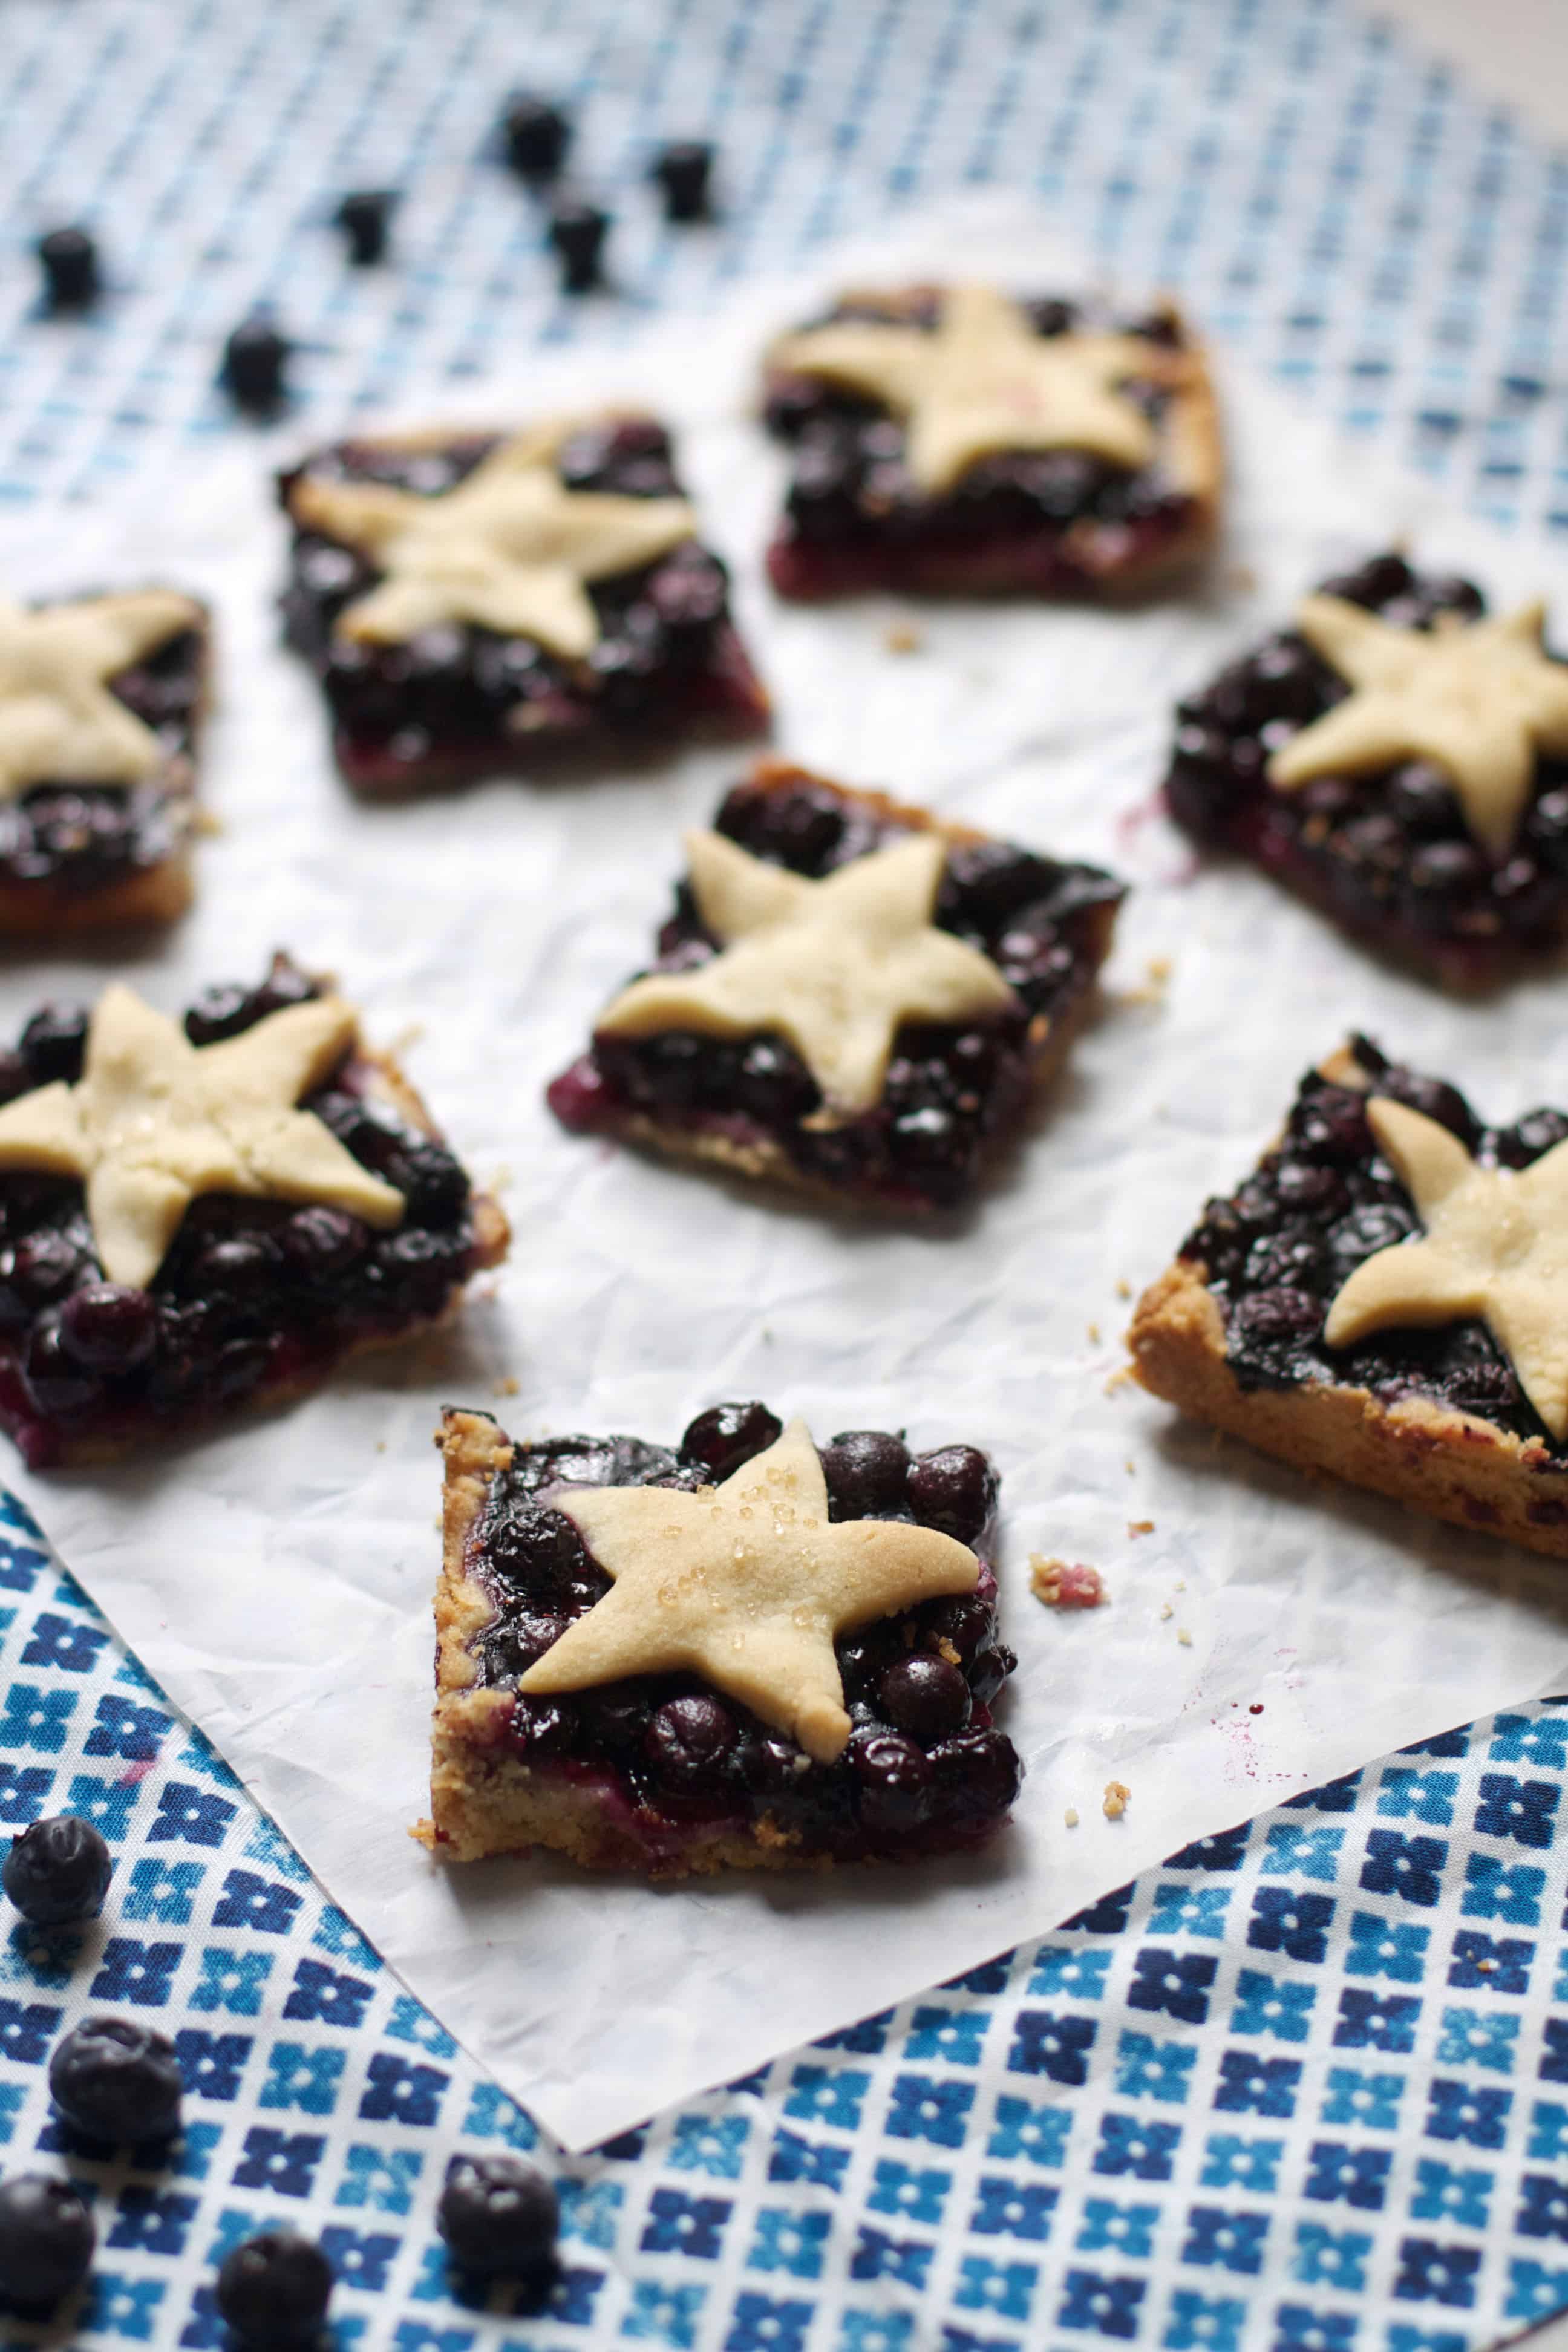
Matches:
[1183,1038,1568,1459]
[0,618,202,897]
[1165,552,1568,978]
[463,1403,1019,1860]
[763,294,1198,591]
[0,956,483,1466]
[550,771,1125,1210]
[279,422,763,782]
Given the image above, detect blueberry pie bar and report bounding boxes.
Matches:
[0,956,508,1467]
[0,588,209,934]
[1129,1037,1568,1557]
[548,757,1126,1215]
[1165,551,1568,990]
[279,414,769,793]
[423,1401,1021,1873]
[762,283,1221,600]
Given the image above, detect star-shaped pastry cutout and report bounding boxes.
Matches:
[0,985,405,1289]
[520,1417,980,1760]
[1324,1094,1568,1437]
[595,828,1018,1123]
[769,284,1165,495]
[1267,595,1568,859]
[286,424,697,660]
[0,590,202,801]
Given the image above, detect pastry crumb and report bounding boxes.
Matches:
[1175,1578,1186,1591]
[1105,1365,1136,1396]
[1119,956,1172,1009]
[192,807,224,837]
[1227,562,1259,590]
[493,1375,520,1397]
[1124,1458,1135,1475]
[1128,1518,1155,1538]
[1103,1779,1131,1819]
[1064,1806,1079,1828]
[1116,1278,1131,1299]
[884,621,924,653]
[1159,1600,1173,1621]
[1177,1627,1193,1647]
[1087,1321,1102,1344]
[1030,1555,1106,1609]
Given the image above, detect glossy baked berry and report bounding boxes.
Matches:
[36,227,99,312]
[548,201,609,293]
[821,1429,910,1519]
[907,1444,996,1544]
[644,1695,737,1792]
[849,1730,934,1835]
[21,1315,99,1416]
[19,1002,88,1084]
[0,2174,94,2307]
[58,1284,158,1376]
[220,315,291,416]
[501,94,572,181]
[215,2230,333,2348]
[48,2017,183,2144]
[652,140,714,221]
[335,189,396,266]
[3,1815,111,1926]
[438,2150,559,2276]
[879,1653,970,1741]
[679,1400,782,1482]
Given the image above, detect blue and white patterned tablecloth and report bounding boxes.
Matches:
[1,3,1567,2347]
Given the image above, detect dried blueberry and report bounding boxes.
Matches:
[820,1430,910,1519]
[439,2150,558,2277]
[0,2174,94,2307]
[878,1654,970,1742]
[36,227,100,313]
[19,1002,88,1085]
[215,2230,333,2348]
[644,1695,737,1792]
[907,1444,996,1544]
[501,94,572,181]
[2,1815,111,1926]
[48,2017,183,2144]
[652,140,714,222]
[548,201,609,293]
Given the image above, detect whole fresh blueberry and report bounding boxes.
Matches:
[548,201,609,293]
[215,2230,333,2348]
[652,140,714,222]
[58,1284,158,1376]
[36,227,99,313]
[501,94,572,181]
[879,1653,971,1742]
[334,189,397,266]
[644,1694,737,1791]
[820,1429,910,1519]
[438,2150,559,2277]
[907,1443,996,1544]
[3,1816,111,1926]
[220,315,292,416]
[0,2174,94,2307]
[679,1400,782,1482]
[48,2017,183,2145]
[19,1002,88,1085]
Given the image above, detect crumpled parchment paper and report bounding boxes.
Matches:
[5,207,1568,2151]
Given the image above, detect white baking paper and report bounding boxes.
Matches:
[7,206,1568,2152]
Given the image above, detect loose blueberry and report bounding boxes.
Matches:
[0,2174,94,2307]
[501,94,572,181]
[335,189,397,266]
[438,2150,559,2277]
[48,2017,183,2144]
[679,1400,782,1482]
[907,1444,996,1544]
[220,315,292,416]
[36,226,99,313]
[19,1002,88,1085]
[879,1653,971,1742]
[820,1429,910,1519]
[548,201,609,293]
[644,1694,737,1792]
[652,140,714,222]
[58,1284,158,1376]
[215,2230,333,2348]
[2,1816,111,1926]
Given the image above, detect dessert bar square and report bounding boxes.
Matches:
[0,955,508,1468]
[423,1401,1020,1876]
[1164,550,1568,990]
[761,283,1221,600]
[1129,1036,1568,1558]
[279,413,769,794]
[0,588,210,934]
[547,757,1126,1216]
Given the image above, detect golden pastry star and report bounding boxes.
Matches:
[286,424,697,660]
[0,984,405,1289]
[0,589,201,801]
[595,828,1019,1124]
[520,1417,979,1761]
[1267,594,1568,859]
[1324,1094,1568,1438]
[769,283,1162,495]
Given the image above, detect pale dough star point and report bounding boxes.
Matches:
[518,1417,981,1762]
[1267,593,1568,858]
[1324,1094,1568,1438]
[0,985,405,1288]
[287,424,697,661]
[769,283,1164,495]
[0,590,202,801]
[594,827,1018,1122]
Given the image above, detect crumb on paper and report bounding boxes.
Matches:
[1177,1627,1193,1647]
[1120,956,1172,1009]
[375,1439,386,1453]
[390,1021,425,1059]
[488,1163,514,1194]
[1124,1458,1135,1475]
[1116,1278,1131,1299]
[1175,1579,1186,1592]
[1128,1518,1155,1538]
[192,807,224,837]
[1064,1806,1079,1828]
[1087,1321,1102,1345]
[884,621,924,653]
[1103,1780,1131,1820]
[1105,1365,1136,1396]
[1227,562,1258,591]
[1159,1600,1173,1621]
[493,1375,520,1398]
[1030,1555,1106,1609]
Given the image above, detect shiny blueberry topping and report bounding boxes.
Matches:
[548,200,609,293]
[907,1443,996,1543]
[438,2151,559,2277]
[0,2174,94,2307]
[36,226,99,313]
[652,140,714,221]
[679,1400,783,1482]
[335,189,396,266]
[20,1002,88,1085]
[645,1695,738,1792]
[878,1653,971,1740]
[59,1284,158,1374]
[2,1815,111,1926]
[215,2230,333,2348]
[501,94,571,181]
[48,2017,183,2144]
[820,1429,911,1518]
[849,1729,935,1835]
[220,315,291,416]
